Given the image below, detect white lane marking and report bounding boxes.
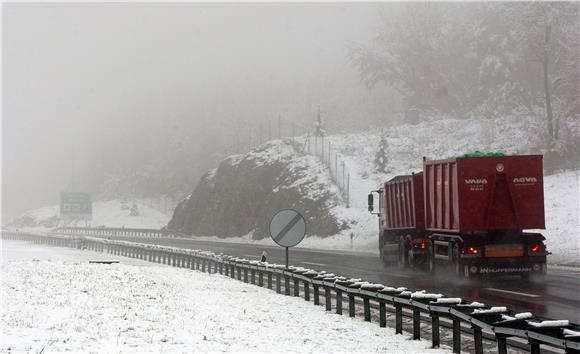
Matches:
[484,288,541,298]
[301,261,326,267]
[387,273,411,278]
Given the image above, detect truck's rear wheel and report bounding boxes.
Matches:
[379,246,388,267]
[452,244,466,278]
[398,238,409,268]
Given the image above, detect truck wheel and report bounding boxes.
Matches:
[397,238,408,268]
[452,244,464,278]
[379,246,387,267]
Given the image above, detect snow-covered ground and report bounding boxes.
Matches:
[10,199,170,230]
[1,241,447,353]
[306,117,580,265]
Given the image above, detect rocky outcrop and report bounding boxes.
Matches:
[168,141,343,239]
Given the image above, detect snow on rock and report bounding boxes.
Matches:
[168,140,342,239]
[1,241,447,353]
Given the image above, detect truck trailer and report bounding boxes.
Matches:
[368,154,549,278]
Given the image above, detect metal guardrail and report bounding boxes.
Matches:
[3,230,580,354]
[53,226,187,238]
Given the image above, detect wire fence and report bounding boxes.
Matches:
[222,116,351,207]
[296,134,350,207]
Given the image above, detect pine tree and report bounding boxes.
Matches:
[130,203,140,217]
[312,107,325,137]
[374,133,389,173]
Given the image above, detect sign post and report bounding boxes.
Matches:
[269,209,306,269]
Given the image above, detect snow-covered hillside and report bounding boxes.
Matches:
[308,117,579,265]
[9,199,170,230]
[1,241,447,353]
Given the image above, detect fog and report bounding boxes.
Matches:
[3,2,578,222]
[3,3,387,220]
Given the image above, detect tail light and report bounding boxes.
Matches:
[530,244,545,253]
[467,247,479,255]
[413,242,427,250]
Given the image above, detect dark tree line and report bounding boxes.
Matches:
[350,2,579,146]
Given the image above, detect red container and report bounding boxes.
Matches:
[383,173,425,230]
[423,155,545,233]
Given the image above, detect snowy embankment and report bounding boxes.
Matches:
[11,199,171,230]
[1,242,446,353]
[320,117,579,265]
[188,117,579,265]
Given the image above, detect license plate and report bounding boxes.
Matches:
[485,244,524,258]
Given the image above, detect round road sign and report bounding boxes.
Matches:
[269,209,306,247]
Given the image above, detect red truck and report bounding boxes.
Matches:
[368,154,549,278]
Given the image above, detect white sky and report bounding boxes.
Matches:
[2,3,381,219]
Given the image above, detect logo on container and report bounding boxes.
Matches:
[464,179,487,185]
[513,177,537,186]
[465,178,487,191]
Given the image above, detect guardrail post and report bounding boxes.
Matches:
[293,278,299,297]
[395,304,403,334]
[473,326,483,354]
[364,297,371,322]
[431,312,440,348]
[202,260,207,272]
[231,264,236,278]
[348,294,355,317]
[258,270,263,286]
[284,276,290,296]
[413,308,421,340]
[172,254,177,267]
[452,318,461,353]
[325,287,331,311]
[336,290,343,315]
[496,335,507,354]
[379,301,386,327]
[313,284,320,305]
[529,341,540,354]
[237,265,241,280]
[219,262,223,275]
[244,268,249,283]
[304,281,310,301]
[276,274,282,294]
[268,273,273,289]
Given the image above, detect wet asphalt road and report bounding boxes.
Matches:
[101,236,580,324]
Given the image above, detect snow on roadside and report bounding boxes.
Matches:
[11,199,170,230]
[1,241,447,353]
[540,170,580,265]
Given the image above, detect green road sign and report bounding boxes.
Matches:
[60,192,92,220]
